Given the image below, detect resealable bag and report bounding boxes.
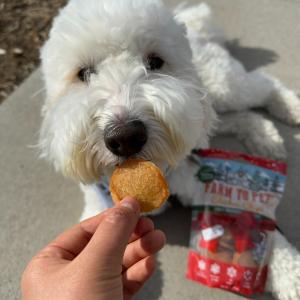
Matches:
[186,149,287,296]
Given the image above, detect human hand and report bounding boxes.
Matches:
[21,197,166,300]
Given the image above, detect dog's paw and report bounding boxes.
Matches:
[268,264,300,300]
[275,92,300,126]
[242,132,287,161]
[285,98,300,126]
[267,232,300,300]
[267,81,300,126]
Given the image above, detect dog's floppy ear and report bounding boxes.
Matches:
[172,3,188,35]
[172,3,226,47]
[173,2,213,29]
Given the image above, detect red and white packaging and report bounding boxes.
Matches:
[186,149,287,296]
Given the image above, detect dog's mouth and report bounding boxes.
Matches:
[101,117,173,178]
[114,155,171,177]
[106,155,171,178]
[154,162,171,177]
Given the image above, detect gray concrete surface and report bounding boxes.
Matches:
[1,0,299,299]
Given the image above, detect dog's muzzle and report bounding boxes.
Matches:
[104,120,147,157]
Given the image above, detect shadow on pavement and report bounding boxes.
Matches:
[135,205,191,300]
[226,39,279,71]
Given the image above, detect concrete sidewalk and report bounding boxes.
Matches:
[1,0,300,299]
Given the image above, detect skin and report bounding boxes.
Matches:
[21,197,166,300]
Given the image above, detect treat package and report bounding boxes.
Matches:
[186,149,287,296]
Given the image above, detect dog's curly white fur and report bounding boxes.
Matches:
[39,1,300,299]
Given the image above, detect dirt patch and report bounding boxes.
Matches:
[0,0,68,103]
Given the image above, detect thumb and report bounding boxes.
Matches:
[76,197,140,272]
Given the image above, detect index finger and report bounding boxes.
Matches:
[40,212,108,260]
[39,201,149,261]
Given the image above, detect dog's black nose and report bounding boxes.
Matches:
[104,120,147,157]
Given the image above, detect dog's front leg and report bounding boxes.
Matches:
[217,111,287,160]
[168,159,204,207]
[79,183,111,221]
[267,230,300,300]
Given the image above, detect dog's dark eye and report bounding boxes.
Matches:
[77,67,96,83]
[147,54,164,71]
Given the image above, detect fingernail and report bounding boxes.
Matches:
[120,197,140,213]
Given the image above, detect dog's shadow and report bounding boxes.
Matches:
[226,39,279,71]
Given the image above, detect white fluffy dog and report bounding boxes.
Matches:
[39,0,300,299]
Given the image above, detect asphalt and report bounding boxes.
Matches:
[1,0,299,299]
